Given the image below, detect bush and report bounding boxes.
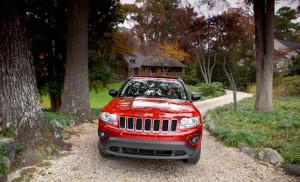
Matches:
[181,75,199,85]
[187,82,225,100]
[247,83,256,94]
[274,76,300,96]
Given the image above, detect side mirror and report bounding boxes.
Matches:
[191,93,201,101]
[109,89,118,97]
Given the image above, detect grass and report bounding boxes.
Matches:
[40,81,224,110]
[207,96,300,165]
[89,82,123,109]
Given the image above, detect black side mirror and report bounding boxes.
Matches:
[191,93,201,101]
[109,89,118,97]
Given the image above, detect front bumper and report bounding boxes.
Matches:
[98,137,200,160]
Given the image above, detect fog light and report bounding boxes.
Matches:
[190,136,199,145]
[98,130,107,139]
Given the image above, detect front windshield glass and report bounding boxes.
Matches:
[119,79,188,100]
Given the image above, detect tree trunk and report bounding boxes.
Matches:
[254,0,274,112]
[60,0,91,122]
[222,53,238,110]
[50,92,62,110]
[0,0,63,166]
[196,51,216,84]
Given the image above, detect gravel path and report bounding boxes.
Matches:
[9,91,298,181]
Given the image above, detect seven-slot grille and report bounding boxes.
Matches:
[119,116,177,133]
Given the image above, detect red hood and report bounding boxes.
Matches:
[102,97,200,118]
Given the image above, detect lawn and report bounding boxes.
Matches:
[40,82,225,110]
[90,82,123,109]
[207,97,300,165]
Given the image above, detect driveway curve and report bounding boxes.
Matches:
[9,91,298,181]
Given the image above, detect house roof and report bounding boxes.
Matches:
[141,56,187,68]
[274,39,300,60]
[276,39,300,52]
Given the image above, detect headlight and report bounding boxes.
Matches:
[179,117,200,129]
[100,112,117,125]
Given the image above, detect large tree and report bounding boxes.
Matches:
[60,0,91,122]
[0,0,62,165]
[132,0,180,54]
[254,0,274,112]
[27,0,67,110]
[275,6,298,41]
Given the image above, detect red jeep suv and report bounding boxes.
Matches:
[98,76,202,164]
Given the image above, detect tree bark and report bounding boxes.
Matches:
[196,51,216,84]
[60,0,91,122]
[254,0,274,112]
[222,53,238,110]
[0,0,63,165]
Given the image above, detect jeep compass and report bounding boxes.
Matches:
[98,76,202,164]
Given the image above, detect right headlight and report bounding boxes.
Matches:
[179,117,200,129]
[100,112,117,125]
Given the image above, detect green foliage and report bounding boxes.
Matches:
[274,76,300,96]
[43,110,77,127]
[89,51,120,91]
[0,128,16,138]
[89,0,124,50]
[0,145,12,174]
[187,82,225,99]
[0,145,8,157]
[275,7,298,41]
[213,128,258,147]
[207,97,300,164]
[287,56,300,76]
[181,75,200,85]
[0,159,9,175]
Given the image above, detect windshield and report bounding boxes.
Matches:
[119,79,188,100]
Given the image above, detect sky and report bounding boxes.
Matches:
[120,0,299,13]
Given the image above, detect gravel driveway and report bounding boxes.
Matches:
[9,91,298,181]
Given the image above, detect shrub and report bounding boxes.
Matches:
[181,75,199,85]
[195,82,225,98]
[246,83,256,94]
[274,76,300,96]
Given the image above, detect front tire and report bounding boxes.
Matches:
[184,147,201,164]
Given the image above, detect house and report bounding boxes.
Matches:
[124,51,187,77]
[274,39,300,72]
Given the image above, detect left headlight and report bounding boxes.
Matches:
[100,112,118,125]
[179,117,200,129]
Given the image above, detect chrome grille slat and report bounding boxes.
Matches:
[120,117,177,133]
